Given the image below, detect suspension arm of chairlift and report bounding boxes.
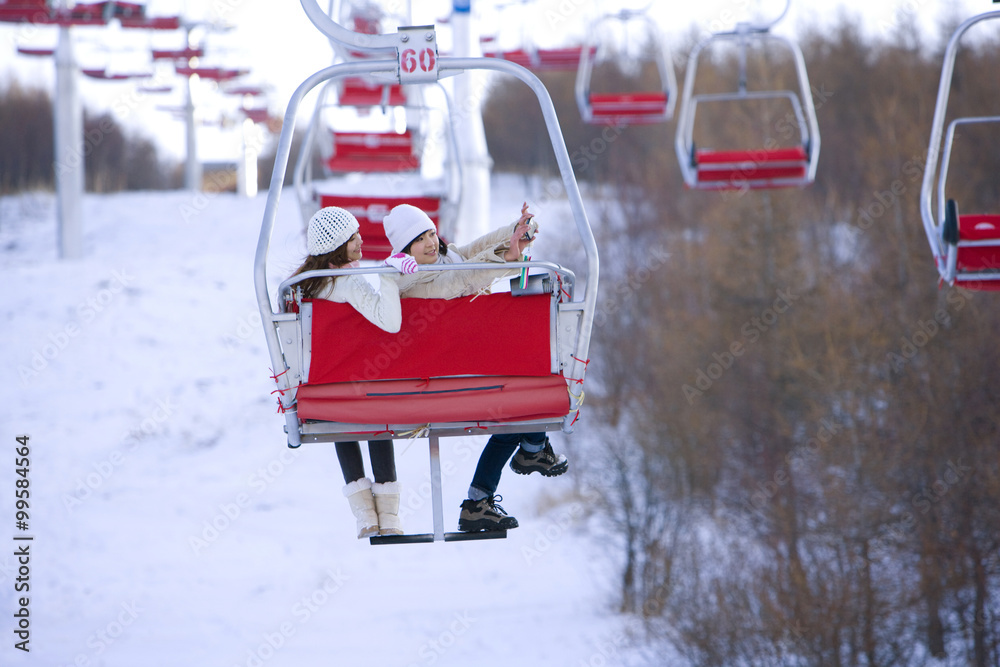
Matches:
[919,10,1000,266]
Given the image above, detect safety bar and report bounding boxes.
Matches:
[919,11,1000,267]
[276,260,577,310]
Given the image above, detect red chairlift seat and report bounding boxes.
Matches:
[338,77,407,107]
[314,193,440,261]
[16,46,55,56]
[325,130,418,173]
[176,66,249,81]
[485,46,592,72]
[152,47,204,61]
[296,293,570,427]
[692,145,810,190]
[587,92,670,124]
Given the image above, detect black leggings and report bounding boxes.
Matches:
[335,440,396,484]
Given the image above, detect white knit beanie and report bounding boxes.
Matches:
[307,207,360,255]
[383,204,436,256]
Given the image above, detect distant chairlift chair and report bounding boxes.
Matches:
[674,10,820,191]
[258,3,599,544]
[919,10,1000,291]
[574,6,677,126]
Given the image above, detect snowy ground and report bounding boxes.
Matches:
[0,176,655,667]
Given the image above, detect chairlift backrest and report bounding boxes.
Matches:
[673,21,820,190]
[919,11,1000,290]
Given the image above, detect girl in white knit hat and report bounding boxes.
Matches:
[381,202,569,533]
[289,206,412,538]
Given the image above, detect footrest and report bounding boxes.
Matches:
[369,530,507,545]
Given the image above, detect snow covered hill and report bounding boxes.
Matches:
[0,177,654,667]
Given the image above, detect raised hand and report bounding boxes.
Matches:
[383,252,418,275]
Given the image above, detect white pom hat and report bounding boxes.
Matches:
[307,206,360,255]
[383,204,436,256]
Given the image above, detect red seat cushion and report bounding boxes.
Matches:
[588,92,668,122]
[339,78,407,106]
[306,293,553,385]
[694,146,809,189]
[296,375,570,424]
[299,293,564,425]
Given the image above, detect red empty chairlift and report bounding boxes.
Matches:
[574,8,676,125]
[920,12,1000,290]
[674,16,820,190]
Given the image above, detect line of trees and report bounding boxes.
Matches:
[0,80,180,193]
[484,15,999,667]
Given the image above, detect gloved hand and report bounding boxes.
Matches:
[384,252,418,275]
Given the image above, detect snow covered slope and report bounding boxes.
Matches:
[0,178,650,667]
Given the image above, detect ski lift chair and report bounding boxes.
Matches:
[920,11,1000,291]
[261,2,599,543]
[294,78,462,261]
[574,7,677,126]
[674,22,819,191]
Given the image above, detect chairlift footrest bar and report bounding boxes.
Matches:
[369,530,507,545]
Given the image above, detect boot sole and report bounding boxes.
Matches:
[510,461,569,477]
[458,518,518,532]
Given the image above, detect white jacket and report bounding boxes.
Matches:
[396,222,520,299]
[314,273,402,333]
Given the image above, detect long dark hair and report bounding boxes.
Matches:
[290,242,354,300]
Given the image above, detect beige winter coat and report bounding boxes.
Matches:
[314,272,402,333]
[397,222,520,299]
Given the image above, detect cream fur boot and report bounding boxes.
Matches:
[343,478,379,539]
[371,481,403,536]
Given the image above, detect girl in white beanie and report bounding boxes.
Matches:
[381,202,538,299]
[382,202,569,533]
[289,206,408,538]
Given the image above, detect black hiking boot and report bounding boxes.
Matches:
[458,495,518,532]
[510,438,568,477]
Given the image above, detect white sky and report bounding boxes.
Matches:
[0,0,991,161]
